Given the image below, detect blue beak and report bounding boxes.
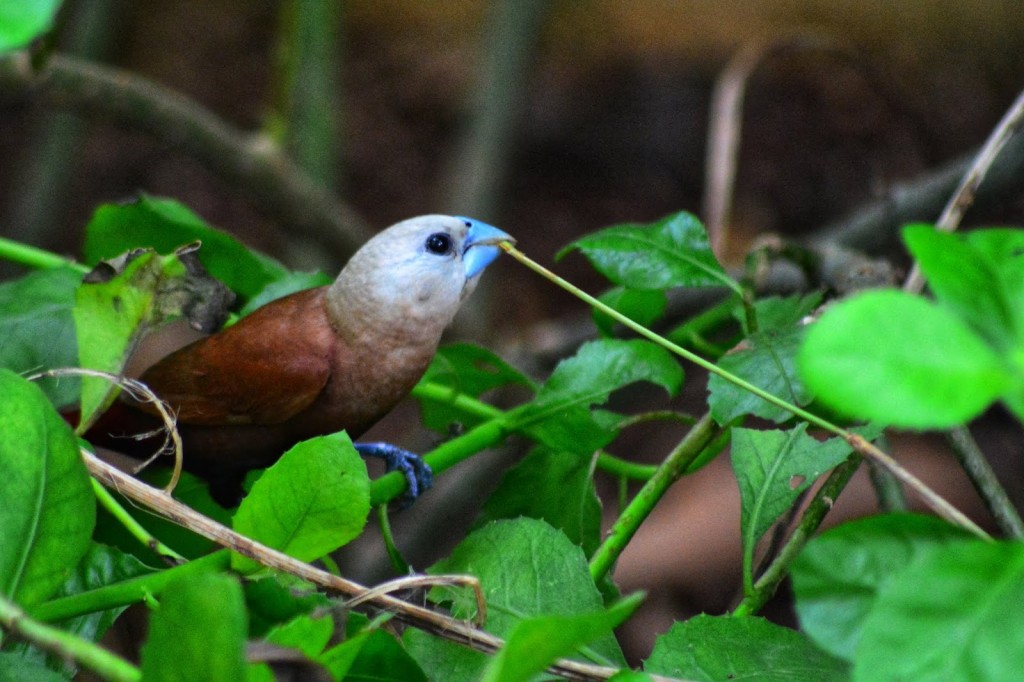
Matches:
[459,217,513,279]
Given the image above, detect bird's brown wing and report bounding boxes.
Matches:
[136,288,335,426]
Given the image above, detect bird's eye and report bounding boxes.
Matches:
[425,232,453,255]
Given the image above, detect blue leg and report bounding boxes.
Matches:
[354,442,434,505]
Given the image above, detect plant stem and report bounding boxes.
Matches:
[0,235,88,272]
[377,504,411,575]
[589,413,721,582]
[732,454,862,616]
[502,242,990,540]
[1,594,141,682]
[92,478,186,564]
[947,426,1024,538]
[31,552,229,623]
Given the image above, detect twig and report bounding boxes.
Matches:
[80,450,666,681]
[947,427,1024,539]
[27,367,183,493]
[589,413,722,582]
[904,87,1024,292]
[0,51,370,259]
[898,87,1024,538]
[813,97,1024,253]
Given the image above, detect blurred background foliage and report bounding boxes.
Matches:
[3,0,1024,662]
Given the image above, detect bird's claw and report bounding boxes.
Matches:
[354,442,433,507]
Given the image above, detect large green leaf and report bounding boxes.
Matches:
[0,0,62,51]
[791,514,972,661]
[854,540,1024,681]
[231,432,370,573]
[140,573,247,682]
[965,228,1024,343]
[559,212,738,293]
[82,196,287,301]
[731,425,854,591]
[0,267,80,408]
[481,594,643,682]
[903,224,1017,352]
[645,614,847,681]
[478,447,602,557]
[404,518,625,681]
[798,289,1010,428]
[0,370,95,607]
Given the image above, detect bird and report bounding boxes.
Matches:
[88,215,512,505]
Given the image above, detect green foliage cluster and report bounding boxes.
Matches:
[5,5,1023,681]
[2,197,1022,681]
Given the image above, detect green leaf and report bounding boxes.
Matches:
[418,343,534,432]
[0,0,62,51]
[10,543,154,677]
[342,628,428,682]
[747,292,823,334]
[791,514,972,661]
[74,248,201,429]
[594,287,667,337]
[0,370,95,606]
[709,325,809,424]
[645,614,848,681]
[0,267,80,408]
[244,575,329,638]
[0,652,67,682]
[481,594,642,682]
[51,543,153,640]
[511,339,683,454]
[965,228,1024,318]
[731,425,854,591]
[854,540,1024,681]
[140,572,247,682]
[263,613,333,658]
[231,432,370,573]
[82,196,287,301]
[559,212,738,292]
[903,224,1017,351]
[405,518,625,680]
[798,289,1010,428]
[478,448,602,556]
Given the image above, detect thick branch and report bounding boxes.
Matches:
[812,119,1024,251]
[0,52,370,258]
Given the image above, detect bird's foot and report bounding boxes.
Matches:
[354,442,434,506]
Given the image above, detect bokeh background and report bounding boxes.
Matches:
[3,0,1024,662]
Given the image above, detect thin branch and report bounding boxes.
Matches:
[813,97,1024,252]
[589,413,722,581]
[904,87,1024,292]
[947,427,1024,539]
[81,450,671,682]
[0,51,370,259]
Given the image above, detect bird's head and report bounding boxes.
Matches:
[327,215,513,336]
